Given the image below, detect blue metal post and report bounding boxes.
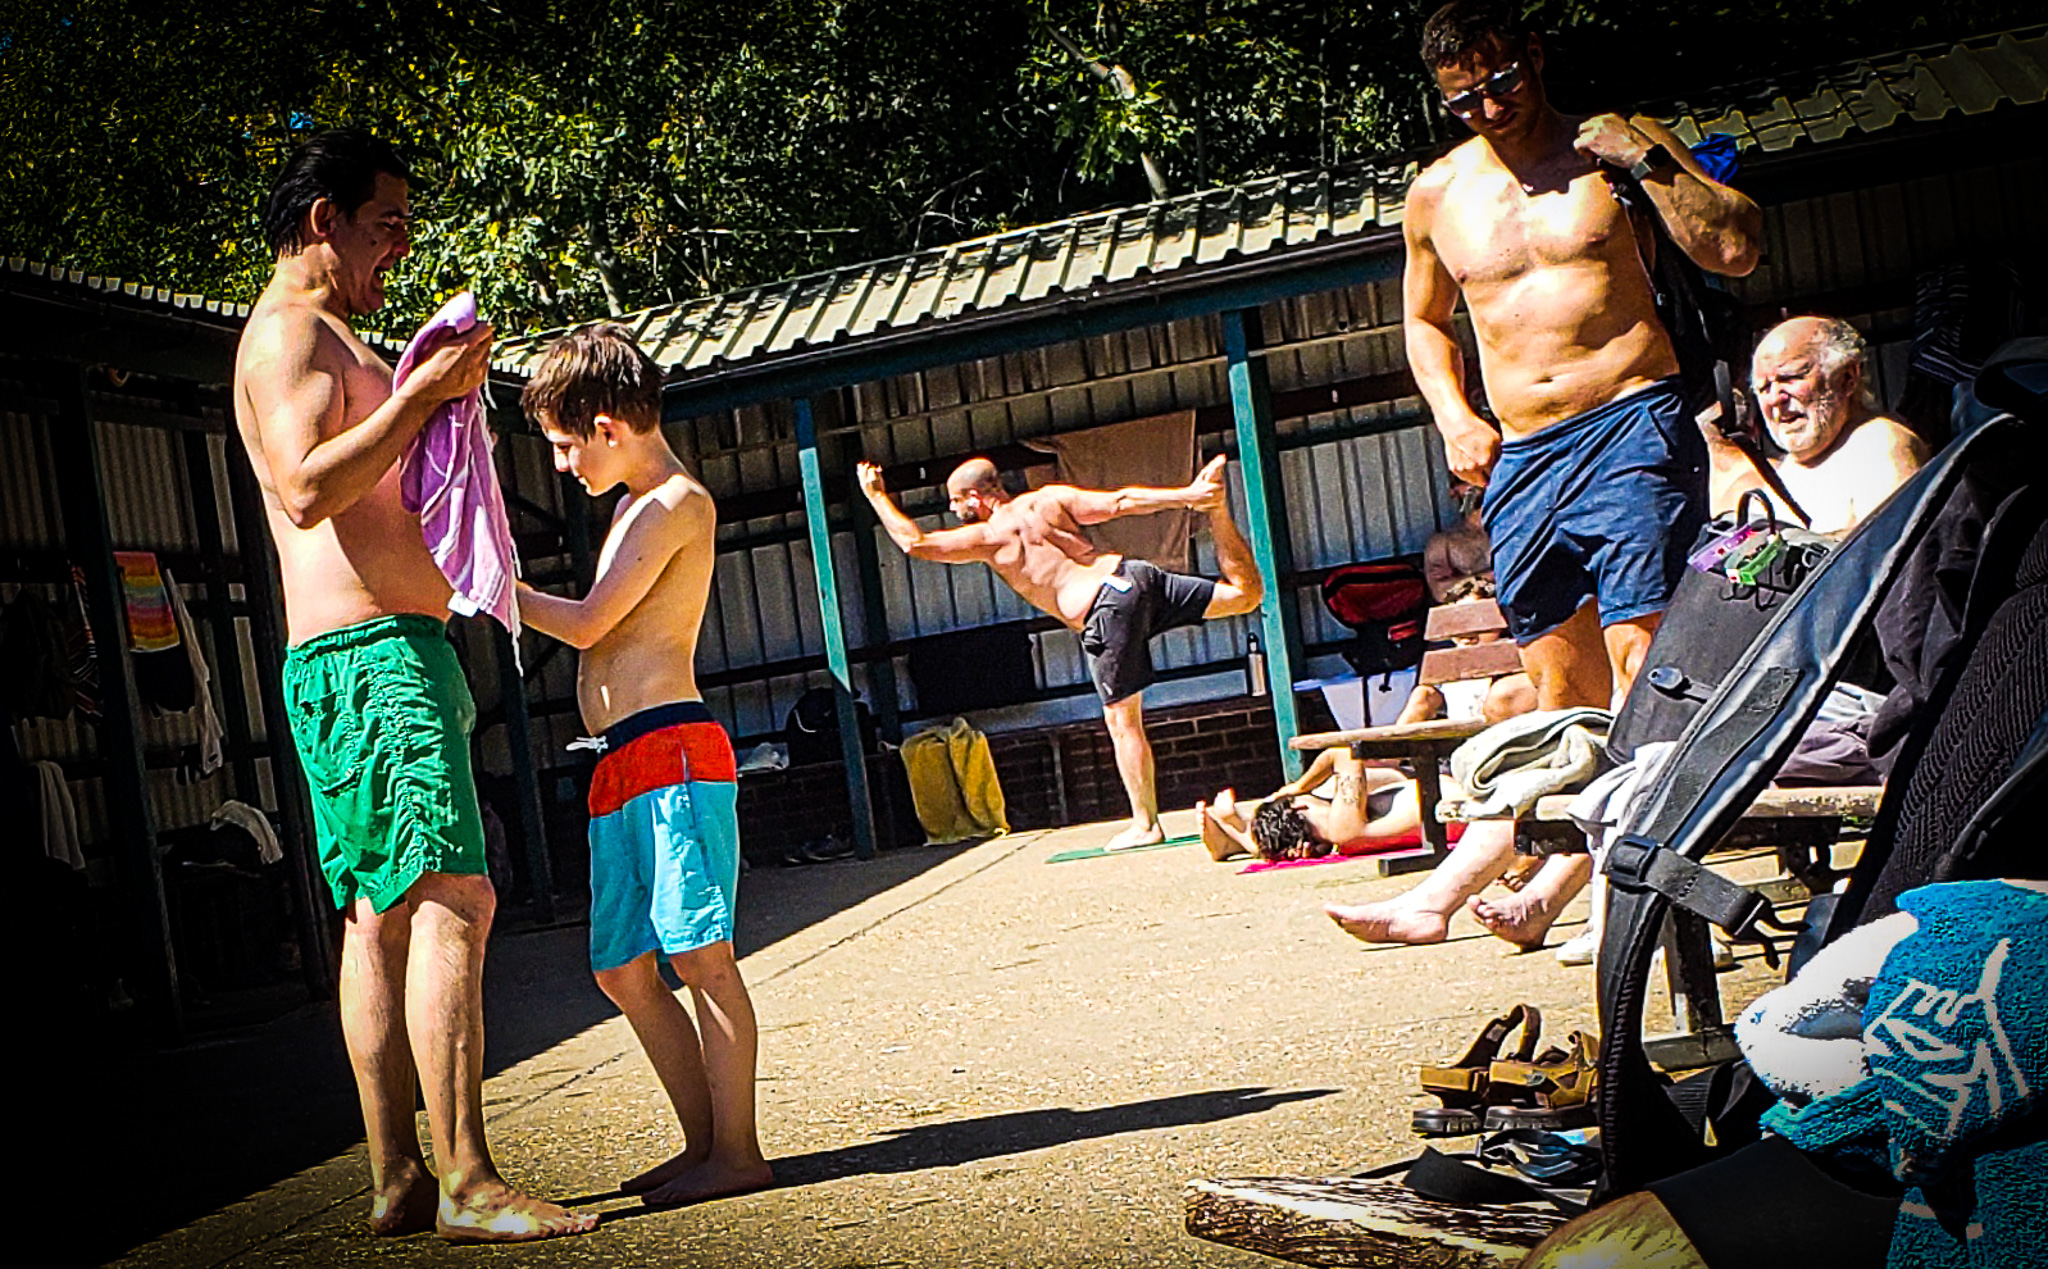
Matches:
[1221,308,1304,780]
[794,397,878,859]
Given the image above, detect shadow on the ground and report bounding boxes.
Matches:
[575,1086,1338,1221]
[58,839,996,1267]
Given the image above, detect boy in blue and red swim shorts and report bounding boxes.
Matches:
[585,703,742,974]
[515,324,772,1207]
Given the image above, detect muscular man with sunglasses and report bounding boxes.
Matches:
[1393,2,1759,944]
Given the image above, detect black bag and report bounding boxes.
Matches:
[1609,490,1831,761]
[784,687,877,767]
[1608,156,1753,431]
[1592,343,2047,1200]
[1321,559,1429,681]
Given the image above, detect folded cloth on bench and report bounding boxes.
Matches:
[1442,707,1612,821]
[1778,684,1885,786]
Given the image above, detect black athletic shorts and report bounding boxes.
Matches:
[1080,559,1216,705]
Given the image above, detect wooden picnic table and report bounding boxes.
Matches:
[1291,718,1489,867]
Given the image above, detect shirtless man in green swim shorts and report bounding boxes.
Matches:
[233,129,595,1243]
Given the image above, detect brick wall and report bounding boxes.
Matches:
[736,693,1302,856]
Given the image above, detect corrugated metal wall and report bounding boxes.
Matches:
[578,274,1457,743]
[501,154,2042,750]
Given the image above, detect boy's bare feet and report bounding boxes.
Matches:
[436,1182,599,1243]
[621,1147,709,1195]
[640,1158,776,1209]
[1467,891,1561,951]
[1325,899,1451,945]
[367,1158,437,1236]
[1103,820,1166,851]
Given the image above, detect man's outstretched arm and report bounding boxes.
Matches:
[1059,453,1229,524]
[855,461,997,563]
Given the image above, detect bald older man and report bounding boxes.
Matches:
[1709,316,1928,534]
[858,454,1263,850]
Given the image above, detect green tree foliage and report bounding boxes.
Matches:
[1,0,2037,338]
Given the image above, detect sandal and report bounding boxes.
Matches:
[1414,1003,1544,1136]
[1484,1029,1599,1131]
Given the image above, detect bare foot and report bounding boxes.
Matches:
[1467,891,1560,951]
[1198,801,1244,861]
[436,1182,599,1244]
[1103,821,1166,851]
[621,1147,707,1195]
[641,1158,776,1210]
[367,1158,436,1236]
[1325,899,1450,945]
[1498,854,1543,892]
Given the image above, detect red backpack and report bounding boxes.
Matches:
[1320,559,1429,681]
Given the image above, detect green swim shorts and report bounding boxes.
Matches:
[281,614,488,912]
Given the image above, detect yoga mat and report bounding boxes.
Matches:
[1046,833,1201,863]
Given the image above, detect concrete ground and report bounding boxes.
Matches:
[107,811,1785,1269]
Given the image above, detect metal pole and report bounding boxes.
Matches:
[225,441,336,997]
[1221,308,1304,780]
[793,397,878,859]
[48,364,183,1039]
[493,623,556,922]
[180,431,258,800]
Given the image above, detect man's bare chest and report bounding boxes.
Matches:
[1434,168,1635,289]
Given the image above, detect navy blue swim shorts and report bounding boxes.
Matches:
[1480,377,1706,643]
[1081,559,1216,704]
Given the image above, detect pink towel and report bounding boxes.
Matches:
[1235,822,1466,873]
[395,292,520,651]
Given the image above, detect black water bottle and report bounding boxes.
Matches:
[1246,629,1268,698]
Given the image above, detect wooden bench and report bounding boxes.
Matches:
[1418,598,1524,688]
[1186,1176,1565,1268]
[1290,717,1490,874]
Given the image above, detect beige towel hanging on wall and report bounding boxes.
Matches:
[1025,411,1198,572]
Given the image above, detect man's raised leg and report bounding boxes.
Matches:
[339,897,436,1236]
[1101,691,1165,850]
[1199,496,1265,618]
[639,942,773,1207]
[596,951,714,1195]
[404,871,597,1242]
[1325,819,1518,944]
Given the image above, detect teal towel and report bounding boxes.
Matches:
[1762,880,2048,1268]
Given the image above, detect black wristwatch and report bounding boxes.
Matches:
[1629,142,1676,182]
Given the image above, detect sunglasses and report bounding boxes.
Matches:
[1442,62,1523,117]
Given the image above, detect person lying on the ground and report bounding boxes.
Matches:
[1198,747,1465,862]
[1704,315,1928,535]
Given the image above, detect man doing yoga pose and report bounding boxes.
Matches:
[860,454,1263,850]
